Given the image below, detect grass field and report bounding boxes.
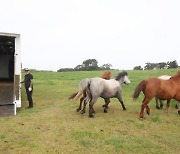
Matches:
[0,69,180,154]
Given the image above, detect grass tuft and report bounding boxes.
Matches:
[150,115,161,122]
[106,137,125,150]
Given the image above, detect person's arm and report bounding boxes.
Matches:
[28,74,33,91]
[30,79,33,88]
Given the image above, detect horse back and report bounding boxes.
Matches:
[144,78,161,97]
[90,78,119,98]
[151,78,178,100]
[101,71,111,80]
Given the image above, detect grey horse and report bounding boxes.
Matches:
[81,71,130,117]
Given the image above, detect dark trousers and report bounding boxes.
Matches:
[26,89,33,107]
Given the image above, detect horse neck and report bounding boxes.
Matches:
[170,76,180,83]
[117,77,125,85]
[171,71,180,79]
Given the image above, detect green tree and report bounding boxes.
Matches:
[82,59,98,70]
[144,63,156,70]
[158,62,167,69]
[133,66,143,70]
[101,63,112,70]
[167,60,178,69]
[74,65,83,71]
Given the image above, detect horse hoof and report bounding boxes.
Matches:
[164,109,168,114]
[89,114,94,118]
[104,110,107,113]
[80,110,85,114]
[139,114,144,119]
[76,108,81,112]
[175,104,179,109]
[146,111,150,115]
[156,106,160,110]
[139,117,144,120]
[123,108,126,110]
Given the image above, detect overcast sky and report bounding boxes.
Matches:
[1,0,180,71]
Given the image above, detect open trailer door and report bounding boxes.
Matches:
[0,32,21,117]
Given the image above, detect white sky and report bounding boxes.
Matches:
[1,0,180,71]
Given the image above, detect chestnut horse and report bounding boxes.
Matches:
[69,71,111,112]
[133,71,180,118]
[155,75,179,109]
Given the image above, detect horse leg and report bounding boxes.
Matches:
[146,105,150,115]
[89,97,98,118]
[76,96,84,112]
[140,97,151,118]
[92,106,95,113]
[77,91,86,112]
[175,103,179,109]
[178,110,180,114]
[80,91,95,113]
[104,98,110,113]
[102,98,110,108]
[80,97,89,114]
[106,99,111,109]
[164,100,170,114]
[117,94,126,110]
[160,100,163,109]
[155,97,160,109]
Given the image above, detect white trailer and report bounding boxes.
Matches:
[0,32,21,116]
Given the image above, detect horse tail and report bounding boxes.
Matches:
[68,92,78,99]
[133,80,146,100]
[86,80,92,101]
[74,90,84,100]
[71,78,90,100]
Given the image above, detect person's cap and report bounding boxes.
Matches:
[24,68,29,71]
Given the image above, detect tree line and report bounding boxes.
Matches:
[57,59,112,72]
[133,60,179,70]
[57,59,179,72]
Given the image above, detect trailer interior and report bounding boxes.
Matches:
[0,36,15,116]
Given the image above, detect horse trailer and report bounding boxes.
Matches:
[0,32,21,117]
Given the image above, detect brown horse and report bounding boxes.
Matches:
[133,71,180,118]
[101,70,111,80]
[69,70,111,112]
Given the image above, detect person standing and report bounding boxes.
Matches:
[21,68,34,108]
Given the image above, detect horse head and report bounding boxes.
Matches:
[115,71,130,85]
[124,75,131,85]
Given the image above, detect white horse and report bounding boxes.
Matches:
[80,71,130,117]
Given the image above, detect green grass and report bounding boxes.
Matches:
[106,137,125,150]
[0,69,180,153]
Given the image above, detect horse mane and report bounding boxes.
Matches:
[115,71,128,81]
